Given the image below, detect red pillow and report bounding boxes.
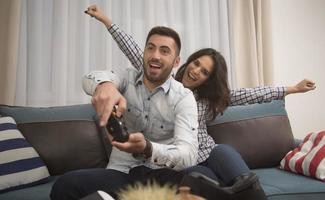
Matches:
[280,131,325,181]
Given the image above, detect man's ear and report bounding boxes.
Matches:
[173,56,181,68]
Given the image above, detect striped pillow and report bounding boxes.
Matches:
[0,116,50,193]
[280,131,325,181]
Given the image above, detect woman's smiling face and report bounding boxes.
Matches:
[181,55,214,90]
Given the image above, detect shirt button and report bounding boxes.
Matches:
[160,125,163,129]
[147,97,150,101]
[145,115,148,119]
[192,128,195,131]
[127,108,131,112]
[154,159,158,163]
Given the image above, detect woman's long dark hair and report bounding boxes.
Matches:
[175,48,230,119]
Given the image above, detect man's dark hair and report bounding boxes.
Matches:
[145,26,181,55]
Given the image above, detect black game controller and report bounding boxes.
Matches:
[106,114,129,143]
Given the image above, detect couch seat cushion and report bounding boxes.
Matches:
[0,177,57,200]
[253,168,325,200]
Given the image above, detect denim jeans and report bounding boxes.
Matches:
[203,144,250,185]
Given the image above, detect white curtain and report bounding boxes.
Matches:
[15,0,232,106]
[228,0,274,88]
[0,0,21,105]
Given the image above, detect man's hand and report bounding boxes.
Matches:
[286,79,316,95]
[111,133,147,154]
[85,4,112,28]
[92,82,126,126]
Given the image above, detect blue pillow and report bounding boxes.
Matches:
[0,116,50,193]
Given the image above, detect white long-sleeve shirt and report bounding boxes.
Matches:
[82,68,198,173]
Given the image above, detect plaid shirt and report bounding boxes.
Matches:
[107,24,286,164]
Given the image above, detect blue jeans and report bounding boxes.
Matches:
[50,144,249,199]
[201,144,250,185]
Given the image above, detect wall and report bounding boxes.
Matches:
[270,0,325,138]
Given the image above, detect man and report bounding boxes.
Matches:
[50,25,199,199]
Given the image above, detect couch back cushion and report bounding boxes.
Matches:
[207,100,295,169]
[0,104,110,175]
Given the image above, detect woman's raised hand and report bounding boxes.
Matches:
[85,4,112,28]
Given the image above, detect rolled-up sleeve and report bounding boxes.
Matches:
[82,70,122,96]
[150,92,199,170]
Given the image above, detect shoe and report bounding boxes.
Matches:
[180,172,223,200]
[229,172,267,200]
[180,172,267,200]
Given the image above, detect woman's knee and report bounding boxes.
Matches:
[209,144,237,159]
[213,144,236,153]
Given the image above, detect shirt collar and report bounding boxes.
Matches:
[135,71,144,86]
[159,76,172,93]
[135,71,172,94]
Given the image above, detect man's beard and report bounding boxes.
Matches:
[143,57,176,85]
[144,66,173,85]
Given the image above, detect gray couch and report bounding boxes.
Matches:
[1,100,325,200]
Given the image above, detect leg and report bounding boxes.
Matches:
[129,165,219,187]
[50,168,131,200]
[129,165,220,200]
[129,166,185,186]
[180,165,221,199]
[206,145,267,199]
[129,165,218,187]
[183,165,219,182]
[206,144,250,185]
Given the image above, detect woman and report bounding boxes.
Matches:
[84,5,316,188]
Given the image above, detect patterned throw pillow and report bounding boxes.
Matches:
[280,131,325,181]
[0,116,50,193]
